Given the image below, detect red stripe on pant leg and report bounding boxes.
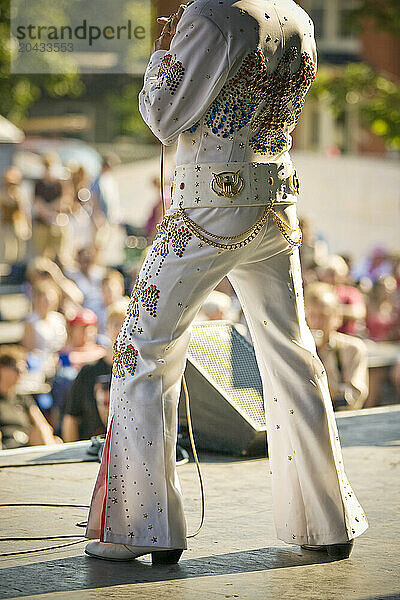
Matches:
[99,415,114,541]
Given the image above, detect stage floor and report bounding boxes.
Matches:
[0,405,399,600]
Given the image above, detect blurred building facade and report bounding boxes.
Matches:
[295,0,400,156]
[18,0,400,157]
[155,0,399,157]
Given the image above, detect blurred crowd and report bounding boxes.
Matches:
[0,156,400,450]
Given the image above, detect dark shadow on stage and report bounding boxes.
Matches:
[361,597,400,600]
[0,547,335,599]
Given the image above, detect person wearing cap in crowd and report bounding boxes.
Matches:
[62,304,127,442]
[58,308,105,374]
[50,307,105,432]
[0,346,61,449]
[85,0,368,564]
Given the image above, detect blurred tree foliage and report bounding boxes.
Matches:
[347,0,400,37]
[310,64,400,150]
[104,0,156,141]
[1,0,399,149]
[310,0,400,150]
[106,81,154,141]
[0,0,154,142]
[0,0,84,124]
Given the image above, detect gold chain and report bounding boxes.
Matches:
[165,203,302,251]
[178,207,268,241]
[178,206,270,250]
[270,209,303,246]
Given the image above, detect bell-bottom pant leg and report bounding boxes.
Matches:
[85,202,369,549]
[227,208,369,545]
[85,206,265,549]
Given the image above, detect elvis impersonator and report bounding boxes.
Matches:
[85,0,368,564]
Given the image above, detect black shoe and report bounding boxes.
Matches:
[151,549,184,565]
[85,541,184,564]
[301,539,354,560]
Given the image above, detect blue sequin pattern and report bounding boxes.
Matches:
[187,46,316,156]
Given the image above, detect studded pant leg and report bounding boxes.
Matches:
[85,206,265,548]
[85,203,368,548]
[228,208,368,545]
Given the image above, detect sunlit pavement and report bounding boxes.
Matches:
[0,405,399,600]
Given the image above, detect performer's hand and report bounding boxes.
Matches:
[153,4,186,52]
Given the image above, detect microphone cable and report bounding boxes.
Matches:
[160,142,205,539]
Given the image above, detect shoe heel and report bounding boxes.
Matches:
[326,540,354,560]
[151,549,183,565]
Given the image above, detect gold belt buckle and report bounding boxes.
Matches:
[288,170,300,195]
[210,169,244,198]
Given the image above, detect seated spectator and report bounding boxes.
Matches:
[66,247,105,317]
[0,347,61,449]
[32,155,65,260]
[366,275,398,341]
[22,281,67,379]
[93,373,111,431]
[59,308,105,373]
[51,308,106,434]
[352,246,393,285]
[298,216,328,285]
[305,282,368,410]
[62,304,126,441]
[98,269,128,335]
[318,254,366,336]
[25,256,84,317]
[102,270,126,308]
[195,290,233,321]
[0,166,31,267]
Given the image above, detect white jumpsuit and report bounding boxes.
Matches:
[85,0,368,549]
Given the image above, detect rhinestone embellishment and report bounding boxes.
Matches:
[112,343,138,378]
[155,53,185,95]
[192,46,315,156]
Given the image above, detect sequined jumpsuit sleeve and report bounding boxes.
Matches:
[138,11,230,146]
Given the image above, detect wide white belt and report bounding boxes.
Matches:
[170,161,299,209]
